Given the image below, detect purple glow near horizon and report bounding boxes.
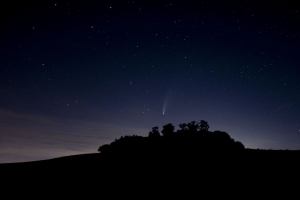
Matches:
[1,1,300,163]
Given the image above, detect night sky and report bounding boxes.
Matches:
[1,0,300,163]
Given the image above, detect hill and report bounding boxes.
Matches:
[1,120,300,194]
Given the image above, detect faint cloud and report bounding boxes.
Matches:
[0,109,148,163]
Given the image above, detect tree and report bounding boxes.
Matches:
[161,123,175,136]
[148,126,160,138]
[178,123,188,131]
[199,120,209,131]
[234,141,245,150]
[187,121,199,132]
[98,144,110,153]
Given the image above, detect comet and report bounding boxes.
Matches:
[163,90,171,115]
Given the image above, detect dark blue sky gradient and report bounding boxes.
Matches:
[1,0,300,163]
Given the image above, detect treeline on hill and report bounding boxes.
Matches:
[98,120,245,157]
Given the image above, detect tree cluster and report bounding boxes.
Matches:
[98,120,245,156]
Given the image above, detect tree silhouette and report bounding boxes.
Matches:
[98,120,246,155]
[98,144,110,153]
[213,131,231,141]
[179,123,188,131]
[199,120,209,131]
[148,126,160,138]
[187,121,199,132]
[161,123,175,136]
[234,141,245,150]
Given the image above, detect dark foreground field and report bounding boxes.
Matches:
[2,149,300,177]
[1,149,299,197]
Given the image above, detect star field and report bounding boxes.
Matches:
[1,0,300,163]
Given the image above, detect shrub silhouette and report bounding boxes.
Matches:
[98,144,110,153]
[234,141,245,150]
